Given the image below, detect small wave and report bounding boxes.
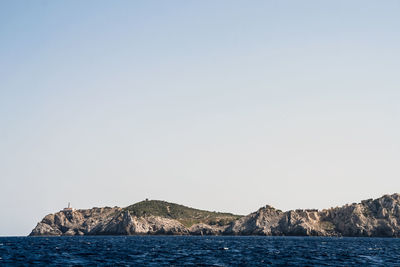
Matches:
[359,255,383,263]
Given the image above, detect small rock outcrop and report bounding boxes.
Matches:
[188,223,226,235]
[224,205,283,235]
[30,194,400,237]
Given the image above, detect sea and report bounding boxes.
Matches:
[0,236,399,266]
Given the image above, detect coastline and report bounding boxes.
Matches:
[30,194,400,238]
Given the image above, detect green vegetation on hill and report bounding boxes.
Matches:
[124,200,242,227]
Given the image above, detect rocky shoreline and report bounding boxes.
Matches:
[30,193,400,237]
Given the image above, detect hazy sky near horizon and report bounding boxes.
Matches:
[1,0,400,235]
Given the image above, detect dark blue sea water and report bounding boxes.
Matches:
[0,236,399,266]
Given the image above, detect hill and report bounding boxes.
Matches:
[124,200,242,227]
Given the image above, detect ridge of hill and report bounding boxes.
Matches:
[124,200,242,227]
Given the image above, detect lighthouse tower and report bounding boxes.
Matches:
[63,202,75,212]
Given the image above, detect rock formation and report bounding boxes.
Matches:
[30,194,400,237]
[225,194,400,237]
[30,201,238,236]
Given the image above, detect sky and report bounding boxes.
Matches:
[1,0,400,236]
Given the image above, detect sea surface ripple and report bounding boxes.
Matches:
[0,236,399,266]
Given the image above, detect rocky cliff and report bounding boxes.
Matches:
[226,193,400,237]
[30,194,400,237]
[30,200,240,236]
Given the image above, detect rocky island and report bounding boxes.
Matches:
[30,193,400,237]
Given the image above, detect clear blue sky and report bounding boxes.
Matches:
[1,0,400,236]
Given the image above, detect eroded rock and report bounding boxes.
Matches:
[30,194,400,237]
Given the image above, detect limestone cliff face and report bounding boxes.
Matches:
[225,194,400,237]
[30,208,193,236]
[30,194,400,237]
[30,207,122,236]
[224,205,283,235]
[225,207,336,236]
[323,193,400,237]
